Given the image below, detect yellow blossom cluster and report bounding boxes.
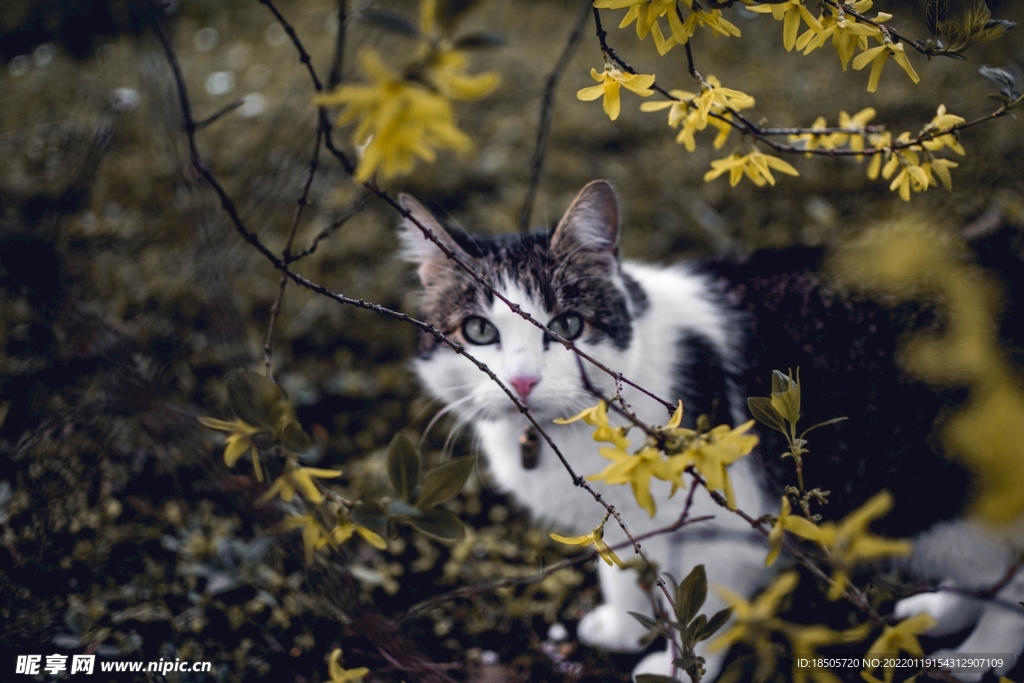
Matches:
[866,105,965,200]
[640,75,753,151]
[752,0,919,92]
[594,0,740,55]
[787,107,876,157]
[704,149,800,188]
[577,64,655,121]
[554,401,758,516]
[314,0,498,182]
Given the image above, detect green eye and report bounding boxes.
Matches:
[462,316,499,345]
[547,312,584,341]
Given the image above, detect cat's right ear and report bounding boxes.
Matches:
[398,194,469,288]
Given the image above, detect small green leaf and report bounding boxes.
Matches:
[452,31,506,49]
[628,611,660,631]
[747,397,786,433]
[769,369,800,424]
[415,456,476,508]
[226,370,287,431]
[697,606,734,642]
[674,564,707,627]
[685,613,708,647]
[436,0,482,31]
[359,9,420,38]
[925,0,949,36]
[351,502,387,531]
[386,435,420,502]
[385,499,423,518]
[407,509,465,540]
[279,421,312,453]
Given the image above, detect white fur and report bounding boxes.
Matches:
[416,262,774,680]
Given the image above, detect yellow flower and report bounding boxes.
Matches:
[861,614,937,683]
[866,130,892,179]
[668,7,741,44]
[332,518,388,550]
[640,76,752,152]
[428,49,500,100]
[808,491,913,599]
[852,38,920,93]
[314,49,472,182]
[596,0,678,52]
[922,157,958,192]
[784,623,872,683]
[555,400,630,450]
[588,444,668,517]
[550,522,625,567]
[921,104,966,155]
[788,116,840,156]
[683,420,758,509]
[704,150,800,188]
[747,0,823,51]
[577,64,656,121]
[198,416,264,482]
[832,107,876,156]
[766,496,825,566]
[327,649,369,683]
[255,466,342,506]
[268,513,335,564]
[709,571,798,654]
[798,12,879,69]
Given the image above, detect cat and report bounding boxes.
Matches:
[399,180,1024,681]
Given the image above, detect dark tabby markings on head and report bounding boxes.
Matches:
[416,227,644,356]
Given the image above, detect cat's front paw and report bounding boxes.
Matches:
[893,590,983,637]
[577,603,646,653]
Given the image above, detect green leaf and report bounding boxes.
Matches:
[925,0,949,36]
[769,369,800,424]
[407,508,465,540]
[747,397,786,433]
[226,370,287,431]
[800,416,848,437]
[415,456,476,508]
[452,31,506,50]
[697,606,734,642]
[635,676,679,683]
[279,421,312,453]
[386,435,420,502]
[359,9,420,38]
[628,611,660,631]
[436,0,482,31]
[351,502,387,531]
[685,613,708,647]
[385,499,423,518]
[674,564,707,627]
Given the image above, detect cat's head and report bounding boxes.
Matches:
[400,180,648,422]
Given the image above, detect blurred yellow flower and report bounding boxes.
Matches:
[255,466,342,506]
[588,444,668,517]
[577,64,656,121]
[710,571,798,654]
[862,613,936,683]
[268,513,334,564]
[198,416,264,482]
[550,522,625,567]
[315,49,472,182]
[555,400,630,450]
[784,622,871,683]
[332,518,387,550]
[807,491,913,599]
[921,104,966,155]
[327,649,369,683]
[766,496,824,566]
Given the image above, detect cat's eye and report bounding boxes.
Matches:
[547,312,584,341]
[462,316,499,345]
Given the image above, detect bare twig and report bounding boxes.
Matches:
[518,0,590,233]
[264,124,323,380]
[288,190,370,263]
[194,99,245,129]
[327,0,347,90]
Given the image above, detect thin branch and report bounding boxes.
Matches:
[518,0,590,233]
[327,0,348,90]
[288,190,370,263]
[194,98,245,129]
[264,124,323,380]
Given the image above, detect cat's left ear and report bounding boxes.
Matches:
[398,194,471,288]
[549,180,620,261]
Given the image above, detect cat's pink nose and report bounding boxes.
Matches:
[509,375,540,400]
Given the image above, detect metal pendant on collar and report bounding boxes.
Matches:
[519,425,540,470]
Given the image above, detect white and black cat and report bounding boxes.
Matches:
[399,180,1024,681]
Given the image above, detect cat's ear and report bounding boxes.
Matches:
[549,180,620,261]
[398,194,470,288]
